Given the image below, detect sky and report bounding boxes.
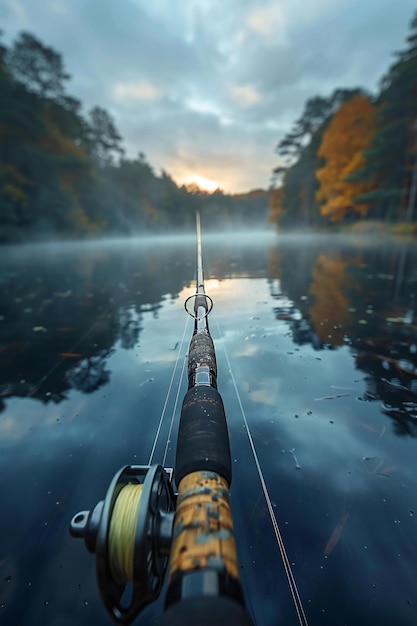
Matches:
[1,0,416,193]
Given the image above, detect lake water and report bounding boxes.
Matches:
[0,233,416,626]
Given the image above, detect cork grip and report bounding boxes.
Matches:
[168,470,239,580]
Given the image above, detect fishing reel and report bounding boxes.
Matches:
[70,464,176,624]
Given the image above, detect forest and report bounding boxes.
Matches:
[0,31,268,243]
[2,8,417,243]
[269,10,417,233]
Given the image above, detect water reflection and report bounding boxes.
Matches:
[0,238,195,410]
[267,239,417,436]
[0,234,416,626]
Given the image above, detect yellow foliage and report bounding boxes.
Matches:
[2,163,30,186]
[58,187,96,234]
[41,117,87,160]
[316,95,376,221]
[0,164,30,206]
[2,183,27,203]
[41,119,91,208]
[309,253,354,345]
[268,187,284,223]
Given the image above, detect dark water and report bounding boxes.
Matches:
[0,233,416,626]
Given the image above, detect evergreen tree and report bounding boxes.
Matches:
[0,28,271,242]
[85,107,124,167]
[5,32,70,99]
[272,89,362,229]
[353,11,417,220]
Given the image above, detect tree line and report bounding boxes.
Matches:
[269,10,417,230]
[0,31,268,243]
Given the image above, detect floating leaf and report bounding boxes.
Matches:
[315,393,349,401]
[324,512,349,556]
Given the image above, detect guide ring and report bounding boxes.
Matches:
[184,294,213,320]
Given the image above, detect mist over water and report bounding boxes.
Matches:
[0,228,276,256]
[1,4,417,622]
[0,233,416,626]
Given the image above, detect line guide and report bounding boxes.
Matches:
[69,212,253,625]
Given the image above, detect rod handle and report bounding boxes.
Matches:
[175,386,231,485]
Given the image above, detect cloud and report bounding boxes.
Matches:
[1,0,416,191]
[112,81,162,103]
[245,3,287,41]
[0,0,30,28]
[228,84,261,108]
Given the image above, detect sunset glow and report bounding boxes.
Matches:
[177,174,219,193]
[204,279,221,291]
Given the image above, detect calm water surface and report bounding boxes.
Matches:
[0,233,416,626]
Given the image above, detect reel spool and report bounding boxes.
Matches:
[70,465,176,624]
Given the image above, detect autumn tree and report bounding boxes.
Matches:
[272,89,363,229]
[268,187,283,225]
[315,94,376,222]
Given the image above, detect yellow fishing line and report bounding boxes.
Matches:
[108,483,143,583]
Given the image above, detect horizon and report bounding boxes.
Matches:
[1,0,416,193]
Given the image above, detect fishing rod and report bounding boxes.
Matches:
[69,212,253,625]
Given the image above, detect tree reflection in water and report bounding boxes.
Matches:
[268,239,417,437]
